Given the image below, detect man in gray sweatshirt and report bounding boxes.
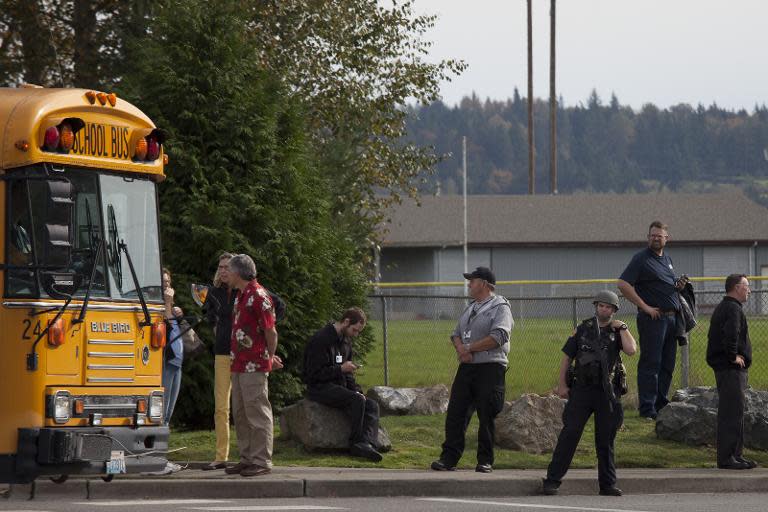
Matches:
[431,267,513,473]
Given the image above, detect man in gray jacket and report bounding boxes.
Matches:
[431,267,513,473]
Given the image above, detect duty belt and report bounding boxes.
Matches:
[640,309,676,317]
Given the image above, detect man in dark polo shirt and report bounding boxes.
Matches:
[618,221,686,420]
[707,274,756,470]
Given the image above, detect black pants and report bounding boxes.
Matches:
[440,363,506,466]
[545,386,623,489]
[715,368,748,465]
[307,384,380,447]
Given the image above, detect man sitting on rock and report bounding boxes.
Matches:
[303,307,383,462]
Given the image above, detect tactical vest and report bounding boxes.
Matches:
[569,317,627,399]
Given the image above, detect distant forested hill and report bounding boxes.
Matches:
[406,90,768,200]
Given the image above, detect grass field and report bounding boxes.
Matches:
[167,313,768,470]
[169,409,768,470]
[356,315,768,402]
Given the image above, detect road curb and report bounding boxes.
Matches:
[4,468,768,500]
[4,477,305,501]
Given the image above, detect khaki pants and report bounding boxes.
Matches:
[231,371,273,468]
[214,355,232,462]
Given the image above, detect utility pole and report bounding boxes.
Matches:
[462,136,468,296]
[549,0,558,194]
[527,0,535,195]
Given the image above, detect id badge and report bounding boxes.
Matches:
[463,330,471,340]
[335,354,343,363]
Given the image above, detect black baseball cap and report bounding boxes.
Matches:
[462,266,496,285]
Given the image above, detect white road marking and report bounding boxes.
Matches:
[74,499,230,506]
[187,507,347,511]
[418,497,657,512]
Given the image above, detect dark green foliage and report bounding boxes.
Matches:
[117,0,372,426]
[407,92,768,195]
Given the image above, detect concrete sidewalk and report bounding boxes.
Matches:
[4,466,768,501]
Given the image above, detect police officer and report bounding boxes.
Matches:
[542,291,637,497]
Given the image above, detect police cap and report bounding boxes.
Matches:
[593,290,620,311]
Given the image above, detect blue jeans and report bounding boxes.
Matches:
[636,312,677,417]
[162,363,183,424]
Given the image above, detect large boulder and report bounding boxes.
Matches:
[367,385,449,416]
[279,399,391,451]
[655,401,717,445]
[495,393,566,454]
[656,386,768,449]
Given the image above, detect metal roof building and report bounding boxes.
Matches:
[378,190,768,297]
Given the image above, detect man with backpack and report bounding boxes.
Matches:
[542,291,637,496]
[303,307,383,462]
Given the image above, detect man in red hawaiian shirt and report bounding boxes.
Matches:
[224,254,283,477]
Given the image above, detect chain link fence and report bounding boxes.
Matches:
[358,289,768,406]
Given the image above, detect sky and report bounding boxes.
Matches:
[414,0,768,111]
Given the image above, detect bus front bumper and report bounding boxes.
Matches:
[1,425,168,483]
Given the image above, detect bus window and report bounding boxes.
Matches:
[69,171,107,297]
[6,168,108,298]
[100,174,162,302]
[7,180,36,295]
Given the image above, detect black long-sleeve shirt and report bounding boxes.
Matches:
[707,296,752,371]
[202,285,236,355]
[302,323,360,392]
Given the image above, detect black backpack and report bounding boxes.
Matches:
[268,291,286,323]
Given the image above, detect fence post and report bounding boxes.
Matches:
[680,343,689,389]
[381,295,389,386]
[571,297,577,329]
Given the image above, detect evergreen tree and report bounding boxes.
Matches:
[118,0,371,426]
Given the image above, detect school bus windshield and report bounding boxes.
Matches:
[6,164,162,301]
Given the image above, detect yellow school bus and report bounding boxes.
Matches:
[0,86,169,483]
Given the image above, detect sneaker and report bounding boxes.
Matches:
[240,465,271,477]
[202,461,227,471]
[735,456,758,469]
[144,461,182,476]
[599,486,623,496]
[541,478,559,496]
[350,442,383,462]
[475,463,492,473]
[430,459,456,471]
[224,462,248,475]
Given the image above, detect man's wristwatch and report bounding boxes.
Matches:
[616,323,628,332]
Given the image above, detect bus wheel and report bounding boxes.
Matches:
[50,475,68,484]
[102,474,114,483]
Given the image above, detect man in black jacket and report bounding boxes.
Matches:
[303,307,382,462]
[706,273,756,470]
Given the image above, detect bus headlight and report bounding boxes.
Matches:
[148,391,164,422]
[53,390,72,424]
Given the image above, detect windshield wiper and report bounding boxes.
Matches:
[72,237,103,325]
[119,239,152,328]
[106,205,123,290]
[72,198,100,325]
